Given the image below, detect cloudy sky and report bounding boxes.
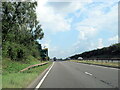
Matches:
[36,0,119,58]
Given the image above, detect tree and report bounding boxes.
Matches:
[2,2,44,61]
[2,2,43,43]
[69,43,120,61]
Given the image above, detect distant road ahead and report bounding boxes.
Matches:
[39,61,119,88]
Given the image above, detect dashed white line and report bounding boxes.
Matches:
[35,62,55,90]
[85,72,93,76]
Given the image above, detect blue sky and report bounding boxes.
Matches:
[36,0,119,58]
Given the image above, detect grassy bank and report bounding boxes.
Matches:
[2,57,52,88]
[69,60,120,67]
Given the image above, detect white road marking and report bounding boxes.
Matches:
[79,63,119,70]
[85,72,92,76]
[35,62,55,89]
[89,64,119,70]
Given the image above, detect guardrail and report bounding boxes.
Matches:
[79,58,120,60]
[19,62,48,72]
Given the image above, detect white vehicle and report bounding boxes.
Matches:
[78,57,83,60]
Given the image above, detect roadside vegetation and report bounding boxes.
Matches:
[2,2,51,88]
[69,43,120,60]
[68,43,120,68]
[2,2,45,62]
[69,60,120,68]
[2,58,52,88]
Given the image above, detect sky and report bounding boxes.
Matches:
[36,0,119,59]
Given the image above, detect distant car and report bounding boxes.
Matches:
[53,57,57,61]
[78,57,83,60]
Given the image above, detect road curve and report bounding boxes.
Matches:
[39,61,119,88]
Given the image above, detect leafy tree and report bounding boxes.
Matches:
[69,43,120,61]
[2,2,45,61]
[2,2,44,42]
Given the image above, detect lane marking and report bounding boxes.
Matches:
[89,64,119,70]
[85,72,92,76]
[78,63,119,70]
[35,62,55,89]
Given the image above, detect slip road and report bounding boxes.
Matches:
[36,61,119,88]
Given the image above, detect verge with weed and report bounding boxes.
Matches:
[69,60,120,67]
[2,58,52,88]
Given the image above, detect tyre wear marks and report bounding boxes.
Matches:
[99,79,118,88]
[83,71,118,88]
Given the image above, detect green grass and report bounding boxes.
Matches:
[2,57,52,88]
[2,56,47,74]
[69,60,120,67]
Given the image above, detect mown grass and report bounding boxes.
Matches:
[69,60,120,67]
[2,57,52,88]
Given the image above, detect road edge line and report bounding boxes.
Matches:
[35,62,55,89]
[69,61,119,70]
[27,62,53,88]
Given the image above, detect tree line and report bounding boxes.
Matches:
[69,43,120,60]
[2,2,48,61]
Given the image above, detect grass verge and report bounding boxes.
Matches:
[69,60,120,67]
[2,57,52,88]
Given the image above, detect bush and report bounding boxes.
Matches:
[2,41,29,61]
[2,40,42,62]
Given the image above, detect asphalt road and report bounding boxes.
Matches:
[39,61,119,88]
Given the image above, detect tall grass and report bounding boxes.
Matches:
[2,57,52,88]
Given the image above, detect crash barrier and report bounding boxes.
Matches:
[19,62,48,72]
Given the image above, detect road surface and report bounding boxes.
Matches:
[38,61,119,88]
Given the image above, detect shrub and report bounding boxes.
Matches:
[2,41,29,61]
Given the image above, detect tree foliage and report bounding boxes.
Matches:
[2,2,44,61]
[69,43,120,60]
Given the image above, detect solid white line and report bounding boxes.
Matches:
[35,62,55,89]
[89,64,119,70]
[80,63,119,70]
[85,72,92,76]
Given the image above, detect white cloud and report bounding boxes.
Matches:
[76,25,97,40]
[108,35,118,43]
[76,3,118,32]
[36,1,73,33]
[97,38,103,49]
[74,2,118,50]
[72,38,104,54]
[38,38,73,58]
[51,49,72,58]
[41,0,118,2]
[36,1,96,33]
[38,39,51,49]
[38,39,60,58]
[36,1,118,58]
[48,46,74,58]
[47,2,83,15]
[86,38,104,51]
